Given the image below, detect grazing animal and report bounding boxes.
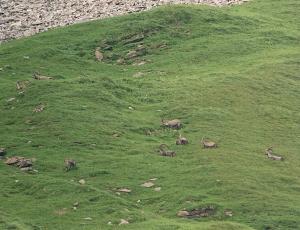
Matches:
[33,72,53,80]
[201,137,217,148]
[265,147,283,161]
[95,47,104,61]
[161,119,182,129]
[64,159,77,171]
[158,144,176,157]
[176,134,189,145]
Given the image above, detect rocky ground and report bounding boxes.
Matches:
[0,0,247,43]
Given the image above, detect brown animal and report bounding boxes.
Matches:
[265,147,283,161]
[176,134,188,145]
[95,47,104,61]
[65,159,77,171]
[161,119,182,129]
[16,81,30,90]
[33,72,53,80]
[158,144,176,157]
[201,137,217,148]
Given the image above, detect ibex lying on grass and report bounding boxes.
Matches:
[201,137,217,148]
[158,144,176,157]
[64,159,77,171]
[176,134,189,145]
[161,119,182,129]
[33,72,53,80]
[16,80,30,91]
[265,147,283,161]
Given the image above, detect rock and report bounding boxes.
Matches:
[119,219,129,225]
[20,166,32,171]
[95,47,103,61]
[117,188,131,193]
[141,182,154,188]
[224,210,233,217]
[17,159,32,168]
[154,187,161,192]
[0,0,245,43]
[6,97,15,102]
[73,202,79,207]
[78,179,86,185]
[5,156,23,165]
[33,104,45,113]
[84,217,92,221]
[133,72,144,78]
[177,210,189,217]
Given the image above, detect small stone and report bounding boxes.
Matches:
[141,182,154,188]
[73,202,79,207]
[128,106,134,110]
[6,97,15,102]
[224,210,233,217]
[79,179,86,185]
[107,221,112,225]
[119,219,129,225]
[117,188,131,193]
[23,56,30,59]
[133,72,144,78]
[177,210,189,217]
[20,167,32,172]
[149,178,157,181]
[137,200,141,203]
[15,180,19,183]
[95,48,103,62]
[84,217,92,221]
[154,187,161,192]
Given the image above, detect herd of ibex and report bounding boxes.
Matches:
[158,118,218,157]
[157,118,284,161]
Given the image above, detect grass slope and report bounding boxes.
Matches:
[0,0,300,229]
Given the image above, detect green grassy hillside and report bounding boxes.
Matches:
[0,0,300,229]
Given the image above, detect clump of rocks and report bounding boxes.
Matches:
[0,0,249,43]
[5,156,33,171]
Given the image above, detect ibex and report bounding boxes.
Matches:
[265,147,283,161]
[158,144,176,157]
[161,119,182,129]
[201,137,217,148]
[64,159,77,171]
[176,134,189,145]
[33,72,53,80]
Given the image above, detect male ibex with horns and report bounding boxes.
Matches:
[265,147,283,161]
[161,119,182,129]
[201,137,217,149]
[64,159,77,171]
[176,134,189,145]
[158,144,176,157]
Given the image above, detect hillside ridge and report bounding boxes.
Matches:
[1,0,247,42]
